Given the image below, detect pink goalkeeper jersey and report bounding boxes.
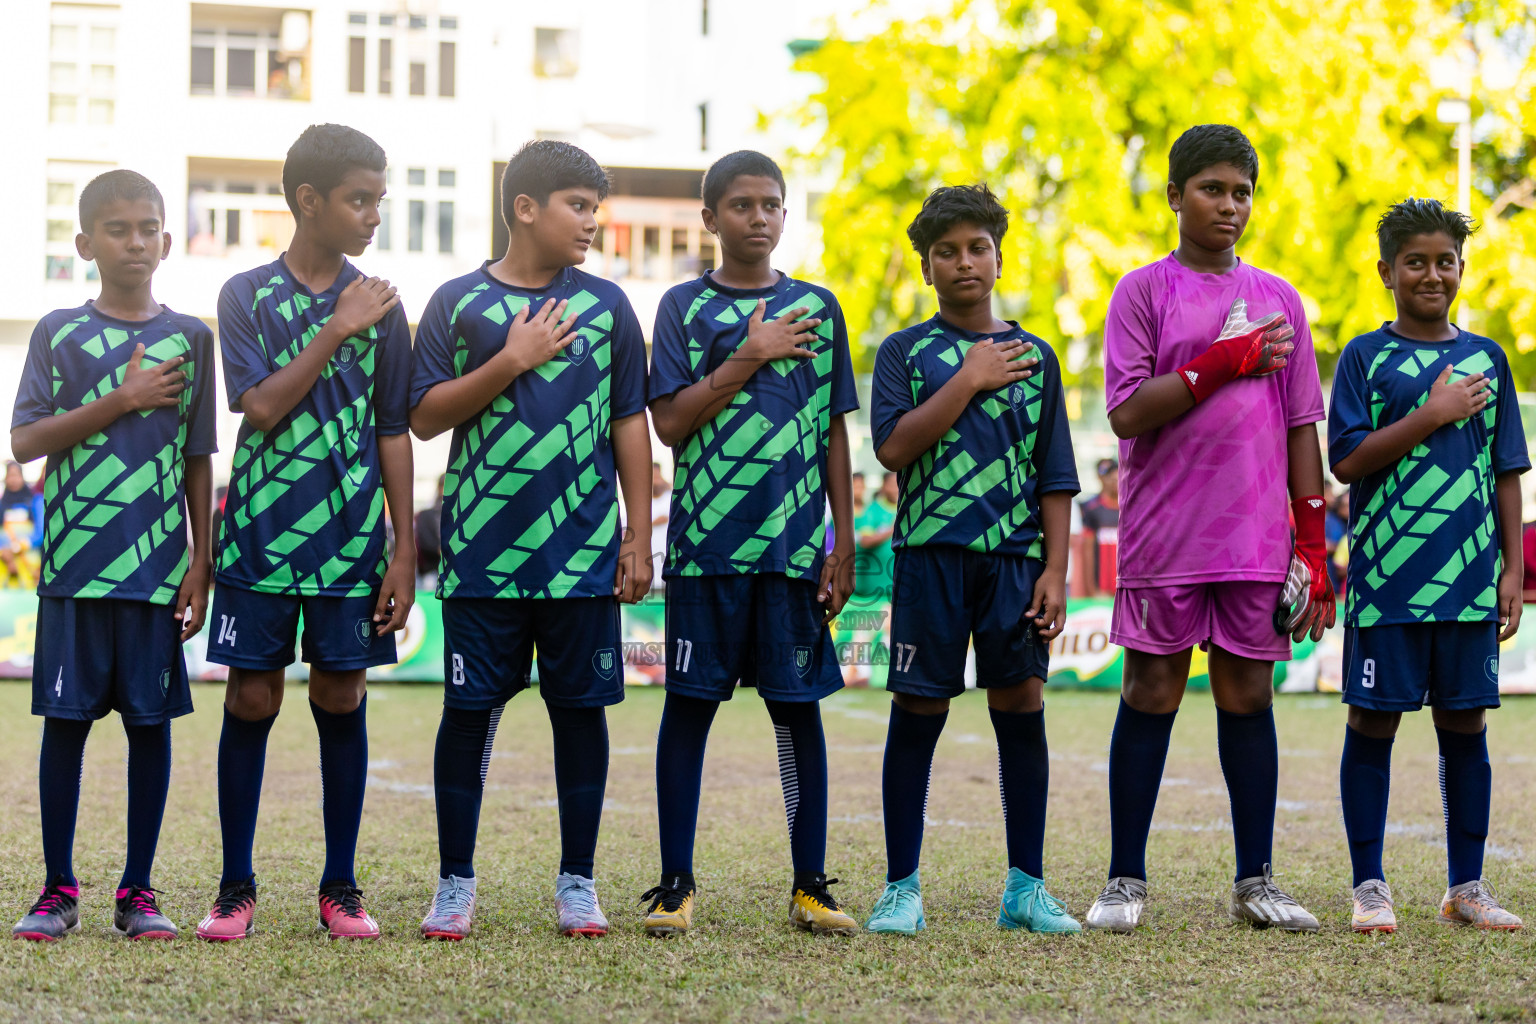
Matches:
[1104,253,1324,587]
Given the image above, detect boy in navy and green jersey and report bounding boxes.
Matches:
[197,125,416,942]
[1330,199,1529,934]
[865,184,1081,936]
[10,170,215,942]
[410,141,652,941]
[641,151,860,938]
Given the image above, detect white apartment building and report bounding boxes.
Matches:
[0,0,845,491]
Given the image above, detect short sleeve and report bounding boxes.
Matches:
[1031,343,1081,495]
[372,303,412,436]
[869,333,913,452]
[1492,351,1531,475]
[409,285,457,408]
[825,294,859,417]
[648,291,697,402]
[12,318,57,430]
[184,323,219,456]
[609,292,648,419]
[1103,275,1157,413]
[1281,292,1325,427]
[1326,342,1374,469]
[216,274,271,413]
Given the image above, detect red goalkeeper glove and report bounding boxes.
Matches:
[1274,495,1336,642]
[1178,298,1296,404]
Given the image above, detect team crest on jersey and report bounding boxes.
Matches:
[593,648,616,680]
[334,342,358,371]
[1008,384,1026,411]
[567,333,589,365]
[355,618,373,648]
[794,646,812,678]
[158,669,170,695]
[1486,655,1500,682]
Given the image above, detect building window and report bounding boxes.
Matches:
[533,28,578,77]
[43,160,111,281]
[186,159,291,257]
[347,11,366,24]
[438,169,456,188]
[409,61,425,95]
[348,36,365,92]
[190,15,309,100]
[440,16,457,29]
[407,167,426,186]
[438,201,454,254]
[409,14,427,29]
[698,102,708,151]
[50,3,118,125]
[408,199,425,252]
[701,0,709,34]
[438,41,455,97]
[378,198,392,250]
[377,38,392,94]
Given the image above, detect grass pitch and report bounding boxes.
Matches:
[0,682,1532,1023]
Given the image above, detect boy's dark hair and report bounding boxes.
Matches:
[702,150,786,211]
[1375,197,1476,264]
[282,123,386,217]
[1168,124,1260,192]
[906,184,1009,256]
[500,140,610,225]
[78,170,164,232]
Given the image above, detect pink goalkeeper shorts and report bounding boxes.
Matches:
[1110,580,1292,662]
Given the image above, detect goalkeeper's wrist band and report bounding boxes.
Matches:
[1176,339,1244,404]
[1291,495,1327,559]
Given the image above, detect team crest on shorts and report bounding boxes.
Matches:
[355,618,373,648]
[1008,384,1026,411]
[158,669,170,695]
[794,645,813,678]
[334,342,358,371]
[593,648,616,680]
[1486,655,1500,682]
[567,333,589,365]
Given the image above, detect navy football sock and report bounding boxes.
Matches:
[120,721,172,890]
[433,704,501,879]
[311,698,369,889]
[1217,705,1278,881]
[548,704,609,878]
[764,699,828,877]
[1106,697,1177,881]
[881,701,947,882]
[655,692,719,876]
[1339,726,1393,888]
[1437,726,1491,888]
[217,707,276,886]
[991,706,1048,878]
[39,717,92,887]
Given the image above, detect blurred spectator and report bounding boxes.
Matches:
[0,462,43,583]
[210,484,229,558]
[416,474,446,588]
[854,471,898,600]
[1326,491,1349,596]
[851,472,867,517]
[1077,458,1120,597]
[651,462,671,590]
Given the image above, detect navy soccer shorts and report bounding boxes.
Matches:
[205,586,397,672]
[886,547,1049,699]
[442,596,624,710]
[664,574,843,703]
[32,597,192,725]
[1342,622,1501,712]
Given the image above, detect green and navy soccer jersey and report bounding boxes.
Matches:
[216,257,411,596]
[1328,325,1529,627]
[410,263,648,599]
[12,303,218,603]
[870,316,1079,558]
[649,272,859,581]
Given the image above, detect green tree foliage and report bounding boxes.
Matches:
[793,0,1536,386]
